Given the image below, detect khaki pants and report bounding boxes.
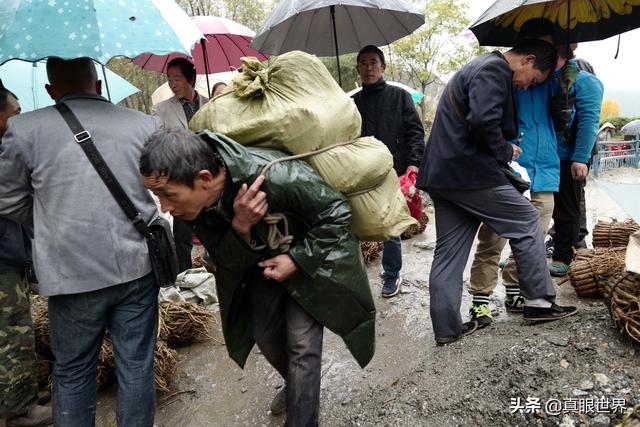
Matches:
[468,192,555,295]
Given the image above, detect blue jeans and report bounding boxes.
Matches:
[48,272,158,427]
[382,236,402,280]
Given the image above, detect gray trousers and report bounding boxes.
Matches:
[428,185,556,339]
[250,278,323,427]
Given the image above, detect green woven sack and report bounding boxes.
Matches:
[307,137,392,194]
[190,51,362,154]
[348,169,419,242]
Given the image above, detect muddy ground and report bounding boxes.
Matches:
[96,170,640,427]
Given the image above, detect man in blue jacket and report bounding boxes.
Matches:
[549,45,604,276]
[468,19,560,327]
[417,39,577,345]
[0,82,52,427]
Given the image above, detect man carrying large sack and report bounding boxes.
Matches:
[140,129,376,426]
[352,45,425,298]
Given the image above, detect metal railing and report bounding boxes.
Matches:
[592,137,640,177]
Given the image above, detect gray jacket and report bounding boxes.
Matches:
[153,93,208,130]
[0,93,160,296]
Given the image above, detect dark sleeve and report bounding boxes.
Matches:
[401,91,425,168]
[265,165,352,278]
[466,62,514,165]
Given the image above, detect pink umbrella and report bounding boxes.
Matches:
[133,16,268,94]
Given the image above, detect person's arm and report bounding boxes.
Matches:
[0,121,34,224]
[571,72,604,164]
[260,163,352,281]
[466,61,514,165]
[401,91,425,171]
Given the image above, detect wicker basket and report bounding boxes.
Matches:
[568,247,627,298]
[592,219,640,248]
[604,272,640,344]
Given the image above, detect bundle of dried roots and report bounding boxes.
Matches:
[154,340,178,393]
[568,247,627,297]
[360,241,383,264]
[592,219,640,248]
[401,212,429,240]
[160,302,216,346]
[604,272,640,344]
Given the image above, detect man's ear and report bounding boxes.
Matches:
[45,84,57,101]
[381,62,387,72]
[524,54,536,66]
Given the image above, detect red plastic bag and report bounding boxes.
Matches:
[399,169,422,220]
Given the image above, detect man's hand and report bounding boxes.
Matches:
[571,162,589,181]
[231,175,268,236]
[258,254,298,282]
[511,144,523,161]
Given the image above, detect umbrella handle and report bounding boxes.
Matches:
[330,5,342,87]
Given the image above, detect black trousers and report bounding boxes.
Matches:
[552,160,583,264]
[173,218,193,273]
[249,278,323,427]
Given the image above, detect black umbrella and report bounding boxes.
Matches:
[470,0,640,47]
[250,0,424,86]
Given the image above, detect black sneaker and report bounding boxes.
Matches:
[381,276,402,298]
[523,303,579,322]
[545,238,554,258]
[505,294,525,313]
[435,321,478,346]
[469,303,493,328]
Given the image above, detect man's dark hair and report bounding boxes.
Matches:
[0,79,18,112]
[517,18,555,42]
[140,129,223,188]
[357,45,385,65]
[510,38,557,74]
[46,56,97,89]
[167,58,196,85]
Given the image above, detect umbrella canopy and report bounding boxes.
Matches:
[251,0,424,56]
[0,59,139,112]
[133,16,267,74]
[0,0,202,65]
[346,80,424,103]
[470,0,640,46]
[151,71,237,105]
[250,0,424,86]
[621,119,640,136]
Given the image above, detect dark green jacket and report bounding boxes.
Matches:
[192,132,376,368]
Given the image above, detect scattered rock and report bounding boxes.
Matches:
[548,336,569,347]
[572,389,588,397]
[590,414,610,427]
[594,373,609,385]
[560,359,570,369]
[579,380,594,390]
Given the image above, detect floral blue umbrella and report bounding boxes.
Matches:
[0,0,203,64]
[0,59,139,112]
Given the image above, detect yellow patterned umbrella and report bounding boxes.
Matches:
[470,0,640,46]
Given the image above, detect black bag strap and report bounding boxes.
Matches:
[54,102,152,240]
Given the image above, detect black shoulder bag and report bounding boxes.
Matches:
[447,82,530,194]
[54,103,178,287]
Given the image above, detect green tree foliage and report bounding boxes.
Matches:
[389,0,485,121]
[320,53,360,91]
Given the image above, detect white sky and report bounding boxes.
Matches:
[467,0,640,91]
